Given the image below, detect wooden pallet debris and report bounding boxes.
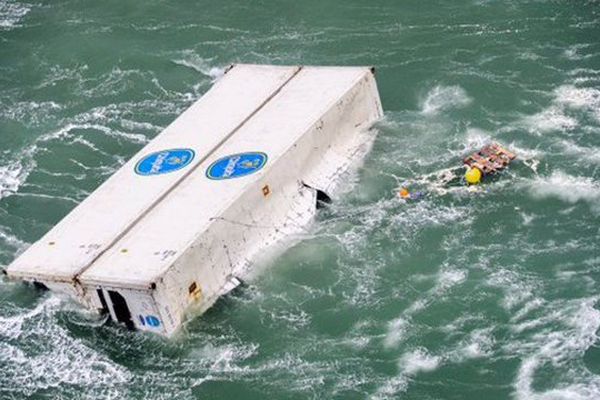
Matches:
[463,143,516,175]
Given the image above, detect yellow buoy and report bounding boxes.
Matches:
[465,167,482,185]
[399,188,410,198]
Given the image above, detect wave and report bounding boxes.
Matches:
[0,0,30,30]
[522,107,578,134]
[373,347,442,398]
[510,297,600,400]
[78,67,159,98]
[563,44,595,61]
[171,51,226,81]
[420,85,472,115]
[0,101,63,127]
[0,156,34,200]
[48,122,149,145]
[35,64,88,90]
[0,116,149,203]
[560,140,600,165]
[398,347,441,375]
[527,171,600,212]
[554,85,600,111]
[521,84,600,134]
[0,139,38,201]
[0,295,130,398]
[568,68,600,85]
[384,266,467,349]
[452,328,495,361]
[0,226,28,258]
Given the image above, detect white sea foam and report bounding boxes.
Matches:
[0,226,28,257]
[0,295,57,339]
[0,109,147,203]
[512,298,600,400]
[487,268,536,311]
[332,192,470,309]
[12,191,80,205]
[511,298,545,323]
[405,268,467,315]
[554,85,600,110]
[398,348,441,375]
[383,267,467,348]
[522,106,578,134]
[0,295,130,397]
[371,375,408,399]
[79,67,149,97]
[252,353,333,393]
[518,51,542,61]
[505,141,542,160]
[458,328,494,359]
[192,342,258,374]
[420,85,472,115]
[443,327,495,363]
[69,101,177,138]
[48,122,148,145]
[266,307,311,330]
[172,51,225,81]
[190,344,334,394]
[382,319,493,394]
[36,64,88,90]
[563,44,593,61]
[437,268,468,290]
[0,137,40,201]
[555,85,600,123]
[0,101,63,126]
[0,0,30,29]
[568,68,600,85]
[527,171,600,212]
[120,119,162,133]
[560,139,600,164]
[68,136,113,158]
[383,317,409,348]
[7,331,130,392]
[520,212,535,225]
[522,84,600,134]
[463,127,492,151]
[0,158,34,199]
[564,47,580,60]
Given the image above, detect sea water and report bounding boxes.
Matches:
[1,1,599,399]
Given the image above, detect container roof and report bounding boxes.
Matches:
[79,65,373,287]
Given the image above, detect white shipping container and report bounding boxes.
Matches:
[6,64,383,336]
[6,64,299,297]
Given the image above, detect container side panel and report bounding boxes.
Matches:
[153,70,382,330]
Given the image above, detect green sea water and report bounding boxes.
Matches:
[1,1,600,399]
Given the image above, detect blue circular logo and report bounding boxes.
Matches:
[135,149,195,176]
[206,152,267,180]
[145,315,161,327]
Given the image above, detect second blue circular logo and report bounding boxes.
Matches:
[206,152,267,180]
[135,148,195,176]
